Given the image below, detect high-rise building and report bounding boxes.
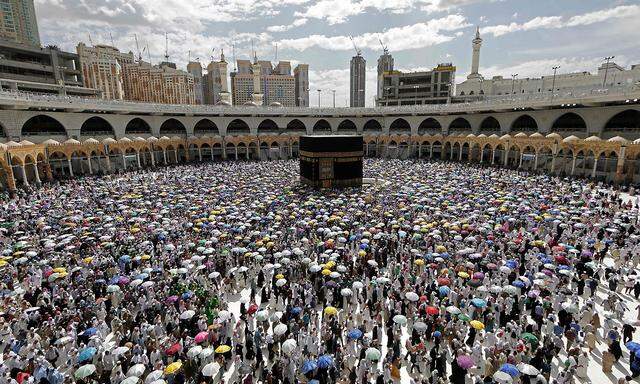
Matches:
[230,57,306,107]
[0,40,97,96]
[76,43,134,100]
[376,48,394,102]
[187,61,204,104]
[350,54,366,107]
[122,61,195,105]
[203,50,230,105]
[294,64,309,107]
[377,64,456,106]
[0,0,40,46]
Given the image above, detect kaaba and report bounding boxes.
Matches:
[299,135,363,188]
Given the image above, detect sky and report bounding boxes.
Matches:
[35,0,640,107]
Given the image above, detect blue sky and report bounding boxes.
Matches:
[36,0,640,106]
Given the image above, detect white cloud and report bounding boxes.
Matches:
[279,14,469,51]
[482,5,640,37]
[266,18,308,33]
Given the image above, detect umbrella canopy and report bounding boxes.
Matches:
[75,364,96,379]
[499,363,520,377]
[520,332,539,344]
[393,314,407,325]
[347,329,363,339]
[78,347,97,362]
[127,364,146,377]
[366,347,381,361]
[215,345,231,354]
[516,363,540,376]
[301,360,317,374]
[164,361,183,375]
[202,362,221,377]
[282,339,297,355]
[324,306,338,316]
[470,320,484,330]
[457,355,474,369]
[317,355,334,369]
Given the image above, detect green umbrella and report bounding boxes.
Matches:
[521,332,539,344]
[458,314,471,322]
[75,364,97,379]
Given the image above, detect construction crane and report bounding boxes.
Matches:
[349,36,361,56]
[134,34,142,62]
[210,48,216,63]
[164,32,169,62]
[378,38,388,54]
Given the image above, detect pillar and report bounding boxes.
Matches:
[533,153,539,170]
[122,154,126,170]
[615,146,626,184]
[571,156,577,176]
[163,150,167,165]
[67,158,74,177]
[235,146,238,160]
[222,144,227,160]
[198,147,202,162]
[518,153,523,169]
[20,165,28,186]
[365,143,369,157]
[150,152,155,167]
[503,147,509,166]
[174,149,178,163]
[458,148,463,161]
[550,155,556,174]
[591,157,598,178]
[87,156,93,175]
[480,149,484,163]
[33,163,41,184]
[429,145,433,159]
[491,149,496,165]
[5,166,16,193]
[245,147,249,160]
[106,156,112,173]
[44,163,53,181]
[450,145,454,160]
[136,152,141,168]
[418,143,422,159]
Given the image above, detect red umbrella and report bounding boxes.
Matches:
[554,255,568,265]
[437,277,450,286]
[247,304,258,315]
[419,295,428,302]
[426,306,439,315]
[165,343,181,356]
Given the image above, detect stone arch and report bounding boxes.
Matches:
[604,109,640,132]
[227,119,250,135]
[479,116,500,133]
[551,112,587,132]
[194,119,219,135]
[125,118,151,135]
[363,119,382,132]
[337,119,357,132]
[258,119,279,132]
[80,116,114,137]
[160,118,187,135]
[510,114,538,133]
[313,119,331,133]
[22,115,66,136]
[286,119,306,133]
[418,118,441,135]
[389,118,411,132]
[449,117,471,131]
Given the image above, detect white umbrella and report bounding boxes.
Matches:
[516,363,539,376]
[352,281,364,289]
[121,377,140,384]
[367,260,378,267]
[493,371,513,383]
[414,321,428,332]
[340,288,353,296]
[179,310,195,320]
[274,323,288,336]
[276,278,287,287]
[202,362,221,377]
[127,364,146,377]
[217,310,231,322]
[392,314,407,325]
[405,292,419,302]
[187,345,203,358]
[113,346,130,356]
[282,339,297,355]
[199,347,214,359]
[144,370,164,384]
[255,310,269,321]
[365,347,381,361]
[446,306,461,315]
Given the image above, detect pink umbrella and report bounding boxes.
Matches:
[195,331,209,344]
[457,355,474,370]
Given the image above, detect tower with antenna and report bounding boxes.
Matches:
[159,32,176,69]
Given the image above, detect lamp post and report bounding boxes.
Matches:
[551,66,560,97]
[603,56,615,87]
[317,89,321,107]
[511,74,518,94]
[332,89,336,108]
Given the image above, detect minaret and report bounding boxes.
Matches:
[251,52,264,105]
[468,26,483,80]
[217,49,231,104]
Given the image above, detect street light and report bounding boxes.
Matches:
[551,65,560,100]
[511,74,518,94]
[603,56,615,87]
[317,89,321,108]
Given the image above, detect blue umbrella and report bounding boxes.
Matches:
[317,355,334,369]
[135,273,149,280]
[635,349,640,359]
[512,280,525,288]
[80,327,97,337]
[347,329,363,339]
[108,276,121,285]
[505,260,517,269]
[433,331,442,338]
[626,342,640,352]
[301,360,317,374]
[438,286,450,296]
[499,363,520,377]
[182,291,194,300]
[470,298,486,308]
[78,347,97,363]
[309,381,319,384]
[440,252,450,259]
[119,255,131,263]
[291,307,302,315]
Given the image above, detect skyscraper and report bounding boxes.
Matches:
[77,43,135,100]
[294,64,309,107]
[203,50,230,105]
[0,0,40,46]
[187,61,204,105]
[350,54,366,107]
[376,48,394,103]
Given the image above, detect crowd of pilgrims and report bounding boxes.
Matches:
[1,159,640,384]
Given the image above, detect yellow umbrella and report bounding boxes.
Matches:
[414,259,425,266]
[470,320,485,330]
[141,255,151,260]
[0,260,7,267]
[53,267,66,273]
[436,245,447,253]
[321,269,331,276]
[325,261,336,269]
[458,271,470,279]
[215,345,231,354]
[358,250,366,257]
[324,306,338,316]
[164,361,183,374]
[275,274,285,280]
[83,257,93,264]
[12,251,24,256]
